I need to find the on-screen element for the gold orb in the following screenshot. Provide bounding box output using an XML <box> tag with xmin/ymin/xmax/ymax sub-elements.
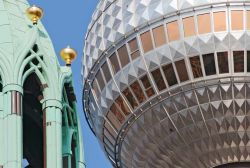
<box><xmin>26</xmin><ymin>5</ymin><xmax>43</xmax><ymax>24</ymax></box>
<box><xmin>60</xmin><ymin>46</ymin><xmax>77</xmax><ymax>66</ymax></box>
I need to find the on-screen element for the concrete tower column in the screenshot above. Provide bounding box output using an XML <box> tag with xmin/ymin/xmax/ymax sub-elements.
<box><xmin>42</xmin><ymin>99</ymin><xmax>62</xmax><ymax>168</ymax></box>
<box><xmin>2</xmin><ymin>84</ymin><xmax>23</xmax><ymax>168</ymax></box>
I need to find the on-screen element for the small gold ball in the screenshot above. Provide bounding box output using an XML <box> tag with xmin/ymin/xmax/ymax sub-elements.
<box><xmin>60</xmin><ymin>46</ymin><xmax>77</xmax><ymax>66</ymax></box>
<box><xmin>26</xmin><ymin>5</ymin><xmax>43</xmax><ymax>24</ymax></box>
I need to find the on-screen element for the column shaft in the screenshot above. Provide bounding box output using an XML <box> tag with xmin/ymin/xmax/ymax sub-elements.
<box><xmin>2</xmin><ymin>85</ymin><xmax>23</xmax><ymax>168</ymax></box>
<box><xmin>43</xmin><ymin>100</ymin><xmax>62</xmax><ymax>168</ymax></box>
<box><xmin>0</xmin><ymin>93</ymin><xmax>3</xmax><ymax>167</ymax></box>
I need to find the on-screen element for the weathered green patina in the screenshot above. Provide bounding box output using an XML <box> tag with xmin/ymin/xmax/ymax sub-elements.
<box><xmin>0</xmin><ymin>0</ymin><xmax>85</xmax><ymax>167</ymax></box>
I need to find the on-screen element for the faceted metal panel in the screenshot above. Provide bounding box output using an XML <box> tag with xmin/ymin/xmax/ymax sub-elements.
<box><xmin>119</xmin><ymin>79</ymin><xmax>250</xmax><ymax>168</ymax></box>
<box><xmin>83</xmin><ymin>0</ymin><xmax>250</xmax><ymax>77</ymax></box>
<box><xmin>82</xmin><ymin>1</ymin><xmax>250</xmax><ymax>168</ymax></box>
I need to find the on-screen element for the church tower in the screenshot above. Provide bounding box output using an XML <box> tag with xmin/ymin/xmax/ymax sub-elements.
<box><xmin>83</xmin><ymin>0</ymin><xmax>250</xmax><ymax>168</ymax></box>
<box><xmin>0</xmin><ymin>1</ymin><xmax>85</xmax><ymax>168</ymax></box>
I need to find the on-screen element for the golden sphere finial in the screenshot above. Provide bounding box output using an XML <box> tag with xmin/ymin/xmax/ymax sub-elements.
<box><xmin>26</xmin><ymin>5</ymin><xmax>43</xmax><ymax>25</ymax></box>
<box><xmin>60</xmin><ymin>46</ymin><xmax>77</xmax><ymax>66</ymax></box>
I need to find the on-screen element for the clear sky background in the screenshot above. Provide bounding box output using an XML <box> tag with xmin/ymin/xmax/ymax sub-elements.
<box><xmin>27</xmin><ymin>0</ymin><xmax>112</xmax><ymax>168</ymax></box>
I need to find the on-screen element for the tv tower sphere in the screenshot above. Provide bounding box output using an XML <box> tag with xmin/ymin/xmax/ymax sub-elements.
<box><xmin>83</xmin><ymin>0</ymin><xmax>250</xmax><ymax>167</ymax></box>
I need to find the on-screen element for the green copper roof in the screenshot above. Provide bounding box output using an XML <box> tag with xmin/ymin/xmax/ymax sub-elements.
<box><xmin>0</xmin><ymin>1</ymin><xmax>86</xmax><ymax>168</ymax></box>
<box><xmin>0</xmin><ymin>0</ymin><xmax>63</xmax><ymax>87</ymax></box>
<box><xmin>0</xmin><ymin>0</ymin><xmax>58</xmax><ymax>65</ymax></box>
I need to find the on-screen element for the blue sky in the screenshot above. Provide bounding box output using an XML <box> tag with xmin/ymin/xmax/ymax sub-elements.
<box><xmin>28</xmin><ymin>0</ymin><xmax>112</xmax><ymax>168</ymax></box>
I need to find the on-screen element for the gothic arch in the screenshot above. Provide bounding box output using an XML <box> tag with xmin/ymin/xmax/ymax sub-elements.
<box><xmin>62</xmin><ymin>82</ymin><xmax>81</xmax><ymax>168</ymax></box>
<box><xmin>20</xmin><ymin>42</ymin><xmax>50</xmax><ymax>168</ymax></box>
<box><xmin>23</xmin><ymin>71</ymin><xmax>44</xmax><ymax>168</ymax></box>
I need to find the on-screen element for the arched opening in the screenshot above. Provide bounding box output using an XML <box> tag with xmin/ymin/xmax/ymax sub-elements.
<box><xmin>23</xmin><ymin>72</ymin><xmax>44</xmax><ymax>168</ymax></box>
<box><xmin>62</xmin><ymin>83</ymin><xmax>79</xmax><ymax>168</ymax></box>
